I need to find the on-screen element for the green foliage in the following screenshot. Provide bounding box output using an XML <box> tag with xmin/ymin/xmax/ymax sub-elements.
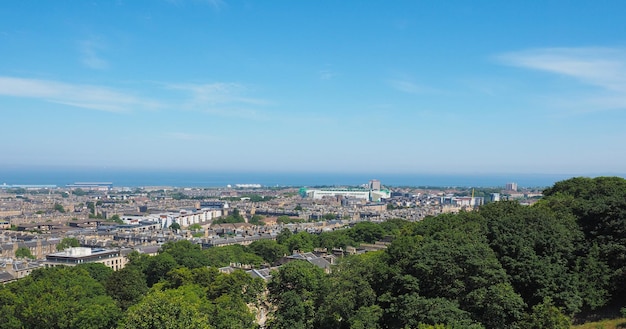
<box><xmin>481</xmin><ymin>201</ymin><xmax>584</xmax><ymax>314</ymax></box>
<box><xmin>268</xmin><ymin>261</ymin><xmax>329</xmax><ymax>329</ymax></box>
<box><xmin>76</xmin><ymin>263</ymin><xmax>114</xmax><ymax>283</ymax></box>
<box><xmin>56</xmin><ymin>237</ymin><xmax>80</xmax><ymax>251</ymax></box>
<box><xmin>15</xmin><ymin>247</ymin><xmax>34</xmax><ymax>259</ymax></box>
<box><xmin>284</xmin><ymin>231</ymin><xmax>317</xmax><ymax>253</ymax></box>
<box><xmin>144</xmin><ymin>253</ymin><xmax>179</xmax><ymax>287</ymax></box>
<box><xmin>53</xmin><ymin>203</ymin><xmax>65</xmax><ymax>213</ymax></box>
<box><xmin>72</xmin><ymin>188</ymin><xmax>87</xmax><ymax>196</ymax></box>
<box><xmin>249</xmin><ymin>239</ymin><xmax>289</xmax><ymax>264</ymax></box>
<box><xmin>349</xmin><ymin>221</ymin><xmax>385</xmax><ymax>243</ymax></box>
<box><xmin>521</xmin><ymin>297</ymin><xmax>571</xmax><ymax>329</ymax></box>
<box><xmin>119</xmin><ymin>285</ymin><xmax>211</xmax><ymax>329</ymax></box>
<box><xmin>277</xmin><ymin>215</ymin><xmax>303</xmax><ymax>224</ymax></box>
<box><xmin>249</xmin><ymin>214</ymin><xmax>265</xmax><ymax>225</ymax></box>
<box><xmin>105</xmin><ymin>268</ymin><xmax>148</xmax><ymax>310</ymax></box>
<box><xmin>109</xmin><ymin>214</ymin><xmax>123</xmax><ymax>224</ymax></box>
<box><xmin>213</xmin><ymin>208</ymin><xmax>245</xmax><ymax>224</ymax></box>
<box><xmin>4</xmin><ymin>266</ymin><xmax>121</xmax><ymax>329</ymax></box>
<box><xmin>542</xmin><ymin>176</ymin><xmax>626</xmax><ymax>299</ymax></box>
<box><xmin>188</xmin><ymin>223</ymin><xmax>202</xmax><ymax>231</ymax></box>
<box><xmin>169</xmin><ymin>222</ymin><xmax>181</xmax><ymax>230</ymax></box>
<box><xmin>318</xmin><ymin>229</ymin><xmax>357</xmax><ymax>250</ymax></box>
<box><xmin>204</xmin><ymin>244</ymin><xmax>264</xmax><ymax>267</ymax></box>
<box><xmin>160</xmin><ymin>240</ymin><xmax>209</xmax><ymax>269</ymax></box>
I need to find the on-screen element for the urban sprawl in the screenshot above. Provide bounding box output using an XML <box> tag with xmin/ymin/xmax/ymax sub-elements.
<box><xmin>0</xmin><ymin>179</ymin><xmax>542</xmax><ymax>283</ymax></box>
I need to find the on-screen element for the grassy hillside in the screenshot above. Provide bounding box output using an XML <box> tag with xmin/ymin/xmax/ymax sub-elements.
<box><xmin>572</xmin><ymin>318</ymin><xmax>626</xmax><ymax>329</ymax></box>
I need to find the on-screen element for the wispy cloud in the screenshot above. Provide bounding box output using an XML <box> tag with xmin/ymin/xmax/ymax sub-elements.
<box><xmin>205</xmin><ymin>0</ymin><xmax>225</xmax><ymax>10</ymax></box>
<box><xmin>498</xmin><ymin>47</ymin><xmax>626</xmax><ymax>91</ymax></box>
<box><xmin>319</xmin><ymin>69</ymin><xmax>336</xmax><ymax>80</ymax></box>
<box><xmin>0</xmin><ymin>76</ymin><xmax>271</xmax><ymax>119</ymax></box>
<box><xmin>497</xmin><ymin>47</ymin><xmax>626</xmax><ymax>111</ymax></box>
<box><xmin>79</xmin><ymin>38</ymin><xmax>109</xmax><ymax>70</ymax></box>
<box><xmin>388</xmin><ymin>79</ymin><xmax>441</xmax><ymax>94</ymax></box>
<box><xmin>0</xmin><ymin>76</ymin><xmax>160</xmax><ymax>112</ymax></box>
<box><xmin>166</xmin><ymin>82</ymin><xmax>269</xmax><ymax>120</ymax></box>
<box><xmin>165</xmin><ymin>0</ymin><xmax>225</xmax><ymax>10</ymax></box>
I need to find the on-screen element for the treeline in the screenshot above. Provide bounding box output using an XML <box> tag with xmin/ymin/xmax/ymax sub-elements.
<box><xmin>267</xmin><ymin>176</ymin><xmax>626</xmax><ymax>329</ymax></box>
<box><xmin>0</xmin><ymin>220</ymin><xmax>404</xmax><ymax>329</ymax></box>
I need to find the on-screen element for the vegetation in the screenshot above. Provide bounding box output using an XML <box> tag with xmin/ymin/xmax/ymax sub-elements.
<box><xmin>109</xmin><ymin>214</ymin><xmax>124</xmax><ymax>224</ymax></box>
<box><xmin>15</xmin><ymin>247</ymin><xmax>35</xmax><ymax>259</ymax></box>
<box><xmin>5</xmin><ymin>177</ymin><xmax>626</xmax><ymax>328</ymax></box>
<box><xmin>53</xmin><ymin>203</ymin><xmax>65</xmax><ymax>213</ymax></box>
<box><xmin>56</xmin><ymin>237</ymin><xmax>80</xmax><ymax>251</ymax></box>
<box><xmin>276</xmin><ymin>215</ymin><xmax>303</xmax><ymax>224</ymax></box>
<box><xmin>248</xmin><ymin>214</ymin><xmax>265</xmax><ymax>225</ymax></box>
<box><xmin>213</xmin><ymin>208</ymin><xmax>245</xmax><ymax>224</ymax></box>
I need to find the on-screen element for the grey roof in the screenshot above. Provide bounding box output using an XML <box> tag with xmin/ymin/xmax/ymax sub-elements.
<box><xmin>0</xmin><ymin>271</ymin><xmax>15</xmax><ymax>283</ymax></box>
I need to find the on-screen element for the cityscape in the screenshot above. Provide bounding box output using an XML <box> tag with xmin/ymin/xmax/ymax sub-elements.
<box><xmin>0</xmin><ymin>178</ymin><xmax>539</xmax><ymax>280</ymax></box>
<box><xmin>2</xmin><ymin>0</ymin><xmax>626</xmax><ymax>328</ymax></box>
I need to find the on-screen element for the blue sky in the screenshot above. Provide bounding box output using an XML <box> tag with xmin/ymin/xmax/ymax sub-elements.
<box><xmin>2</xmin><ymin>0</ymin><xmax>626</xmax><ymax>175</ymax></box>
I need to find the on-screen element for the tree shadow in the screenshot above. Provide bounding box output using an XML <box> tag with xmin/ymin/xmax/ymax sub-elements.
<box><xmin>617</xmin><ymin>321</ymin><xmax>626</xmax><ymax>328</ymax></box>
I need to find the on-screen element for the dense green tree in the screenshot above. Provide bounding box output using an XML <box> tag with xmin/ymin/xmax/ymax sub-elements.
<box><xmin>284</xmin><ymin>231</ymin><xmax>317</xmax><ymax>253</ymax></box>
<box><xmin>317</xmin><ymin>230</ymin><xmax>356</xmax><ymax>250</ymax></box>
<box><xmin>204</xmin><ymin>244</ymin><xmax>264</xmax><ymax>267</ymax></box>
<box><xmin>0</xmin><ymin>286</ymin><xmax>22</xmax><ymax>329</ymax></box>
<box><xmin>249</xmin><ymin>239</ymin><xmax>289</xmax><ymax>264</ymax></box>
<box><xmin>76</xmin><ymin>263</ymin><xmax>114</xmax><ymax>284</ymax></box>
<box><xmin>276</xmin><ymin>228</ymin><xmax>292</xmax><ymax>245</ymax></box>
<box><xmin>54</xmin><ymin>203</ymin><xmax>65</xmax><ymax>213</ymax></box>
<box><xmin>248</xmin><ymin>214</ymin><xmax>265</xmax><ymax>225</ymax></box>
<box><xmin>542</xmin><ymin>176</ymin><xmax>626</xmax><ymax>298</ymax></box>
<box><xmin>144</xmin><ymin>252</ymin><xmax>179</xmax><ymax>287</ymax></box>
<box><xmin>318</xmin><ymin>256</ymin><xmax>380</xmax><ymax>329</ymax></box>
<box><xmin>161</xmin><ymin>240</ymin><xmax>209</xmax><ymax>269</ymax></box>
<box><xmin>213</xmin><ymin>208</ymin><xmax>245</xmax><ymax>224</ymax></box>
<box><xmin>119</xmin><ymin>284</ymin><xmax>211</xmax><ymax>329</ymax></box>
<box><xmin>268</xmin><ymin>261</ymin><xmax>329</xmax><ymax>329</ymax></box>
<box><xmin>109</xmin><ymin>214</ymin><xmax>123</xmax><ymax>224</ymax></box>
<box><xmin>481</xmin><ymin>201</ymin><xmax>584</xmax><ymax>314</ymax></box>
<box><xmin>349</xmin><ymin>222</ymin><xmax>385</xmax><ymax>243</ymax></box>
<box><xmin>520</xmin><ymin>297</ymin><xmax>571</xmax><ymax>329</ymax></box>
<box><xmin>15</xmin><ymin>247</ymin><xmax>34</xmax><ymax>259</ymax></box>
<box><xmin>56</xmin><ymin>237</ymin><xmax>80</xmax><ymax>251</ymax></box>
<box><xmin>7</xmin><ymin>267</ymin><xmax>121</xmax><ymax>329</ymax></box>
<box><xmin>105</xmin><ymin>267</ymin><xmax>148</xmax><ymax>310</ymax></box>
<box><xmin>209</xmin><ymin>294</ymin><xmax>257</xmax><ymax>329</ymax></box>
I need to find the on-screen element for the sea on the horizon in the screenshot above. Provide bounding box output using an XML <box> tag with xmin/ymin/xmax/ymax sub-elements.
<box><xmin>0</xmin><ymin>169</ymin><xmax>611</xmax><ymax>188</ymax></box>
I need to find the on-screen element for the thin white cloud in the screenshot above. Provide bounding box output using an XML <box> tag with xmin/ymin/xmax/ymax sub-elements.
<box><xmin>205</xmin><ymin>0</ymin><xmax>225</xmax><ymax>9</ymax></box>
<box><xmin>0</xmin><ymin>76</ymin><xmax>271</xmax><ymax>119</ymax></box>
<box><xmin>79</xmin><ymin>39</ymin><xmax>109</xmax><ymax>70</ymax></box>
<box><xmin>497</xmin><ymin>47</ymin><xmax>626</xmax><ymax>111</ymax></box>
<box><xmin>388</xmin><ymin>79</ymin><xmax>441</xmax><ymax>94</ymax></box>
<box><xmin>166</xmin><ymin>82</ymin><xmax>269</xmax><ymax>120</ymax></box>
<box><xmin>319</xmin><ymin>69</ymin><xmax>336</xmax><ymax>80</ymax></box>
<box><xmin>165</xmin><ymin>0</ymin><xmax>225</xmax><ymax>10</ymax></box>
<box><xmin>0</xmin><ymin>76</ymin><xmax>160</xmax><ymax>112</ymax></box>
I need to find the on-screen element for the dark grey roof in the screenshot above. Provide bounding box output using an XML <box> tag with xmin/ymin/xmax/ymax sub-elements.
<box><xmin>0</xmin><ymin>271</ymin><xmax>15</xmax><ymax>283</ymax></box>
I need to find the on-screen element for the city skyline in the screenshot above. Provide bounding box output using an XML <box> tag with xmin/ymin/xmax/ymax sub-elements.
<box><xmin>2</xmin><ymin>1</ymin><xmax>626</xmax><ymax>175</ymax></box>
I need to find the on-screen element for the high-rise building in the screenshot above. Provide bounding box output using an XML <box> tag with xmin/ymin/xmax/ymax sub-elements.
<box><xmin>505</xmin><ymin>182</ymin><xmax>518</xmax><ymax>192</ymax></box>
<box><xmin>369</xmin><ymin>179</ymin><xmax>381</xmax><ymax>191</ymax></box>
